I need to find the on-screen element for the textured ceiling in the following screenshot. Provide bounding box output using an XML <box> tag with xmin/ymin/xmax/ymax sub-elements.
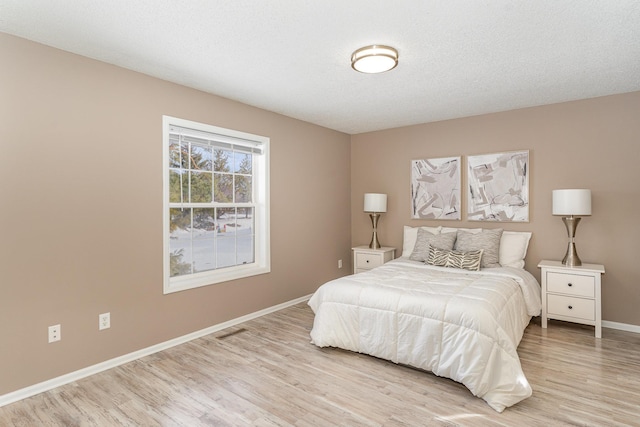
<box><xmin>1</xmin><ymin>0</ymin><xmax>639</xmax><ymax>134</ymax></box>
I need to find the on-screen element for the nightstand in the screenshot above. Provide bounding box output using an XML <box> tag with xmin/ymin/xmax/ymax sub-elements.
<box><xmin>352</xmin><ymin>246</ymin><xmax>395</xmax><ymax>274</ymax></box>
<box><xmin>538</xmin><ymin>260</ymin><xmax>605</xmax><ymax>338</ymax></box>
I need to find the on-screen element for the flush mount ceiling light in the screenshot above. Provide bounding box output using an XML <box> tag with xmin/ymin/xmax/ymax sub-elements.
<box><xmin>351</xmin><ymin>45</ymin><xmax>398</xmax><ymax>74</ymax></box>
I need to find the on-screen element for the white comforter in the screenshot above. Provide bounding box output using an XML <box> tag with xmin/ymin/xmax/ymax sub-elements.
<box><xmin>308</xmin><ymin>258</ymin><xmax>542</xmax><ymax>412</ymax></box>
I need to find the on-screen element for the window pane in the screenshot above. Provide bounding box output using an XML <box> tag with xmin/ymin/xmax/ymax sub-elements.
<box><xmin>180</xmin><ymin>141</ymin><xmax>190</xmax><ymax>169</ymax></box>
<box><xmin>236</xmin><ymin>207</ymin><xmax>253</xmax><ymax>226</ymax></box>
<box><xmin>169</xmin><ymin>170</ymin><xmax>188</xmax><ymax>203</ymax></box>
<box><xmin>193</xmin><ymin>207</ymin><xmax>216</xmax><ymax>273</ymax></box>
<box><xmin>169</xmin><ymin>138</ymin><xmax>182</xmax><ymax>168</ymax></box>
<box><xmin>190</xmin><ymin>143</ymin><xmax>212</xmax><ymax>171</ymax></box>
<box><xmin>216</xmin><ymin>235</ymin><xmax>236</xmax><ymax>268</ymax></box>
<box><xmin>235</xmin><ymin>175</ymin><xmax>252</xmax><ymax>203</ymax></box>
<box><xmin>237</xmin><ymin>235</ymin><xmax>254</xmax><ymax>265</ymax></box>
<box><xmin>169</xmin><ymin>208</ymin><xmax>191</xmax><ymax>233</ymax></box>
<box><xmin>193</xmin><ymin>208</ymin><xmax>216</xmax><ymax>234</ymax></box>
<box><xmin>214</xmin><ymin>173</ymin><xmax>233</xmax><ymax>202</ymax></box>
<box><xmin>237</xmin><ymin>208</ymin><xmax>254</xmax><ymax>265</ymax></box>
<box><xmin>193</xmin><ymin>236</ymin><xmax>215</xmax><ymax>273</ymax></box>
<box><xmin>213</xmin><ymin>148</ymin><xmax>231</xmax><ymax>172</ymax></box>
<box><xmin>190</xmin><ymin>171</ymin><xmax>212</xmax><ymax>203</ymax></box>
<box><xmin>170</xmin><ymin>248</ymin><xmax>193</xmax><ymax>277</ymax></box>
<box><xmin>234</xmin><ymin>152</ymin><xmax>252</xmax><ymax>174</ymax></box>
<box><xmin>217</xmin><ymin>207</ymin><xmax>236</xmax><ymax>236</ymax></box>
<box><xmin>169</xmin><ymin>208</ymin><xmax>192</xmax><ymax>277</ymax></box>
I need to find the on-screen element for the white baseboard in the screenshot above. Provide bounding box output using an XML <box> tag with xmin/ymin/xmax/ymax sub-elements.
<box><xmin>603</xmin><ymin>320</ymin><xmax>640</xmax><ymax>334</ymax></box>
<box><xmin>0</xmin><ymin>295</ymin><xmax>312</xmax><ymax>408</ymax></box>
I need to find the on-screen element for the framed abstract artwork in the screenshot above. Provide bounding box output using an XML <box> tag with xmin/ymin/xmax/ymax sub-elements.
<box><xmin>411</xmin><ymin>157</ymin><xmax>461</xmax><ymax>220</ymax></box>
<box><xmin>467</xmin><ymin>150</ymin><xmax>529</xmax><ymax>222</ymax></box>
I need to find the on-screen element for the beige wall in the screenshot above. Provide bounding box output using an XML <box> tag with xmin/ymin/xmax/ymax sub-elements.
<box><xmin>352</xmin><ymin>91</ymin><xmax>640</xmax><ymax>326</ymax></box>
<box><xmin>0</xmin><ymin>33</ymin><xmax>352</xmax><ymax>395</ymax></box>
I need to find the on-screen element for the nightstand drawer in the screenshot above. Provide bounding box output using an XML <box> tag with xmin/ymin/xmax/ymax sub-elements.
<box><xmin>352</xmin><ymin>246</ymin><xmax>395</xmax><ymax>274</ymax></box>
<box><xmin>547</xmin><ymin>272</ymin><xmax>595</xmax><ymax>298</ymax></box>
<box><xmin>547</xmin><ymin>294</ymin><xmax>595</xmax><ymax>321</ymax></box>
<box><xmin>355</xmin><ymin>253</ymin><xmax>383</xmax><ymax>269</ymax></box>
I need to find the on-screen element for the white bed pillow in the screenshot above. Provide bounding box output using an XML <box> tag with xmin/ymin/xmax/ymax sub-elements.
<box><xmin>499</xmin><ymin>231</ymin><xmax>532</xmax><ymax>269</ymax></box>
<box><xmin>440</xmin><ymin>227</ymin><xmax>532</xmax><ymax>268</ymax></box>
<box><xmin>402</xmin><ymin>226</ymin><xmax>441</xmax><ymax>257</ymax></box>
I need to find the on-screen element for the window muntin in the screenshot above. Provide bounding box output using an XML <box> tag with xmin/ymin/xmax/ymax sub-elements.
<box><xmin>163</xmin><ymin>116</ymin><xmax>269</xmax><ymax>293</ymax></box>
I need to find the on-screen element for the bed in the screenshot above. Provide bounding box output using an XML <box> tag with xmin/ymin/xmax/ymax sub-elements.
<box><xmin>308</xmin><ymin>226</ymin><xmax>542</xmax><ymax>412</ymax></box>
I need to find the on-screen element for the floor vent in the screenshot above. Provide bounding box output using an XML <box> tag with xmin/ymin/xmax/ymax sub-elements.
<box><xmin>216</xmin><ymin>328</ymin><xmax>248</xmax><ymax>339</ymax></box>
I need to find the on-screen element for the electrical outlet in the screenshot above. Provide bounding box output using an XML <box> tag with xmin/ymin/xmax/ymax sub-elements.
<box><xmin>99</xmin><ymin>312</ymin><xmax>110</xmax><ymax>330</ymax></box>
<box><xmin>338</xmin><ymin>259</ymin><xmax>343</xmax><ymax>269</ymax></box>
<box><xmin>48</xmin><ymin>324</ymin><xmax>61</xmax><ymax>343</ymax></box>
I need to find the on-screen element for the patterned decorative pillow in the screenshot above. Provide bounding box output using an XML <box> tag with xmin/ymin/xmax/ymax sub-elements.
<box><xmin>409</xmin><ymin>230</ymin><xmax>457</xmax><ymax>262</ymax></box>
<box><xmin>426</xmin><ymin>246</ymin><xmax>484</xmax><ymax>271</ymax></box>
<box><xmin>454</xmin><ymin>228</ymin><xmax>503</xmax><ymax>268</ymax></box>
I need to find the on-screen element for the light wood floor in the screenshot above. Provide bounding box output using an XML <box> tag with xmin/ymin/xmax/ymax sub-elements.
<box><xmin>2</xmin><ymin>302</ymin><xmax>640</xmax><ymax>426</ymax></box>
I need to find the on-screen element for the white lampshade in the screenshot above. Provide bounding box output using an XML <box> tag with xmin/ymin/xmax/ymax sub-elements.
<box><xmin>364</xmin><ymin>193</ymin><xmax>387</xmax><ymax>213</ymax></box>
<box><xmin>552</xmin><ymin>189</ymin><xmax>592</xmax><ymax>216</ymax></box>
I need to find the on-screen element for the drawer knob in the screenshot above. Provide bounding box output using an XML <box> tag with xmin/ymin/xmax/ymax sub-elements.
<box><xmin>568</xmin><ymin>283</ymin><xmax>573</xmax><ymax>287</ymax></box>
<box><xmin>568</xmin><ymin>305</ymin><xmax>573</xmax><ymax>310</ymax></box>
<box><xmin>366</xmin><ymin>260</ymin><xmax>370</xmax><ymax>263</ymax></box>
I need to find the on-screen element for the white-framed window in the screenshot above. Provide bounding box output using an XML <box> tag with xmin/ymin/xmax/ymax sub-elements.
<box><xmin>162</xmin><ymin>116</ymin><xmax>270</xmax><ymax>294</ymax></box>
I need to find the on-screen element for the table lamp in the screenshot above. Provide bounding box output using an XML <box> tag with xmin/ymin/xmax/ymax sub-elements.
<box><xmin>552</xmin><ymin>189</ymin><xmax>591</xmax><ymax>266</ymax></box>
<box><xmin>364</xmin><ymin>193</ymin><xmax>387</xmax><ymax>249</ymax></box>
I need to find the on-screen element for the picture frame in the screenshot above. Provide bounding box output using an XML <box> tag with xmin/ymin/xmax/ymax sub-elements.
<box><xmin>467</xmin><ymin>150</ymin><xmax>529</xmax><ymax>222</ymax></box>
<box><xmin>411</xmin><ymin>156</ymin><xmax>461</xmax><ymax>220</ymax></box>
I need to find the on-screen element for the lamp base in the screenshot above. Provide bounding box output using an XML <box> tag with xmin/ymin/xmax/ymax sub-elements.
<box><xmin>369</xmin><ymin>213</ymin><xmax>382</xmax><ymax>249</ymax></box>
<box><xmin>561</xmin><ymin>216</ymin><xmax>582</xmax><ymax>267</ymax></box>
